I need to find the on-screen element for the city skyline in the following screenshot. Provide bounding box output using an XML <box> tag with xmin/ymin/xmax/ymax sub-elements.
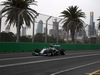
<box><xmin>0</xmin><ymin>0</ymin><xmax>100</xmax><ymax>36</ymax></box>
<box><xmin>49</xmin><ymin>19</ymin><xmax>67</xmax><ymax>40</ymax></box>
<box><xmin>0</xmin><ymin>0</ymin><xmax>100</xmax><ymax>25</ymax></box>
<box><xmin>32</xmin><ymin>0</ymin><xmax>100</xmax><ymax>25</ymax></box>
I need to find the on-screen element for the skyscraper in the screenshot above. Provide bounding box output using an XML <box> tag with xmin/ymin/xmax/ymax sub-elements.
<box><xmin>90</xmin><ymin>12</ymin><xmax>94</xmax><ymax>27</ymax></box>
<box><xmin>49</xmin><ymin>19</ymin><xmax>67</xmax><ymax>39</ymax></box>
<box><xmin>49</xmin><ymin>19</ymin><xmax>58</xmax><ymax>37</ymax></box>
<box><xmin>36</xmin><ymin>20</ymin><xmax>43</xmax><ymax>34</ymax></box>
<box><xmin>53</xmin><ymin>19</ymin><xmax>58</xmax><ymax>30</ymax></box>
<box><xmin>88</xmin><ymin>12</ymin><xmax>96</xmax><ymax>37</ymax></box>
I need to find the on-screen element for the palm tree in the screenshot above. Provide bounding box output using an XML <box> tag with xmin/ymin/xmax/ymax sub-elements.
<box><xmin>1</xmin><ymin>0</ymin><xmax>38</xmax><ymax>42</ymax></box>
<box><xmin>61</xmin><ymin>6</ymin><xmax>85</xmax><ymax>43</ymax></box>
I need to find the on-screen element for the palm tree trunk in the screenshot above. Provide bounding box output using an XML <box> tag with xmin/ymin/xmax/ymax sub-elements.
<box><xmin>0</xmin><ymin>18</ymin><xmax>1</xmax><ymax>33</ymax></box>
<box><xmin>71</xmin><ymin>29</ymin><xmax>75</xmax><ymax>43</ymax></box>
<box><xmin>32</xmin><ymin>20</ymin><xmax>35</xmax><ymax>43</ymax></box>
<box><xmin>16</xmin><ymin>10</ymin><xmax>25</xmax><ymax>42</ymax></box>
<box><xmin>71</xmin><ymin>24</ymin><xmax>76</xmax><ymax>43</ymax></box>
<box><xmin>16</xmin><ymin>25</ymin><xmax>21</xmax><ymax>42</ymax></box>
<box><xmin>16</xmin><ymin>18</ymin><xmax>21</xmax><ymax>42</ymax></box>
<box><xmin>0</xmin><ymin>18</ymin><xmax>1</xmax><ymax>42</ymax></box>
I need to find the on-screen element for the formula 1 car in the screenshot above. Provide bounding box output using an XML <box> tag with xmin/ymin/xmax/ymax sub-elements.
<box><xmin>32</xmin><ymin>45</ymin><xmax>65</xmax><ymax>56</ymax></box>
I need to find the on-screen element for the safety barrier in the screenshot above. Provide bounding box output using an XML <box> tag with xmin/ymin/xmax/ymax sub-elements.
<box><xmin>0</xmin><ymin>43</ymin><xmax>100</xmax><ymax>52</ymax></box>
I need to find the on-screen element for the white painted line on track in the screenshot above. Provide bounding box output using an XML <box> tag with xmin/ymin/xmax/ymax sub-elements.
<box><xmin>0</xmin><ymin>52</ymin><xmax>100</xmax><ymax>61</ymax></box>
<box><xmin>51</xmin><ymin>61</ymin><xmax>100</xmax><ymax>75</ymax></box>
<box><xmin>0</xmin><ymin>53</ymin><xmax>100</xmax><ymax>68</ymax></box>
<box><xmin>66</xmin><ymin>52</ymin><xmax>100</xmax><ymax>55</ymax></box>
<box><xmin>0</xmin><ymin>56</ymin><xmax>41</xmax><ymax>61</ymax></box>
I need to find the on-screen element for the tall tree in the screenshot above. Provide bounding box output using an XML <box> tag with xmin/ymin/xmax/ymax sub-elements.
<box><xmin>0</xmin><ymin>32</ymin><xmax>15</xmax><ymax>42</ymax></box>
<box><xmin>61</xmin><ymin>6</ymin><xmax>85</xmax><ymax>43</ymax></box>
<box><xmin>1</xmin><ymin>0</ymin><xmax>38</xmax><ymax>42</ymax></box>
<box><xmin>34</xmin><ymin>33</ymin><xmax>45</xmax><ymax>43</ymax></box>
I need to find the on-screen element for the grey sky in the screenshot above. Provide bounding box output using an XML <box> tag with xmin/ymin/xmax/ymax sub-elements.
<box><xmin>32</xmin><ymin>0</ymin><xmax>100</xmax><ymax>25</ymax></box>
<box><xmin>0</xmin><ymin>0</ymin><xmax>100</xmax><ymax>35</ymax></box>
<box><xmin>1</xmin><ymin>0</ymin><xmax>100</xmax><ymax>24</ymax></box>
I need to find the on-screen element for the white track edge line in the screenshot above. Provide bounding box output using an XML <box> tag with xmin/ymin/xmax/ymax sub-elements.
<box><xmin>0</xmin><ymin>53</ymin><xmax>100</xmax><ymax>68</ymax></box>
<box><xmin>51</xmin><ymin>61</ymin><xmax>100</xmax><ymax>75</ymax></box>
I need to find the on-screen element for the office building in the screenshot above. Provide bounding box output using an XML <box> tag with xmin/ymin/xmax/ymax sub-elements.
<box><xmin>49</xmin><ymin>19</ymin><xmax>58</xmax><ymax>37</ymax></box>
<box><xmin>36</xmin><ymin>20</ymin><xmax>43</xmax><ymax>34</ymax></box>
<box><xmin>53</xmin><ymin>19</ymin><xmax>58</xmax><ymax>30</ymax></box>
<box><xmin>49</xmin><ymin>19</ymin><xmax>67</xmax><ymax>39</ymax></box>
<box><xmin>88</xmin><ymin>12</ymin><xmax>96</xmax><ymax>37</ymax></box>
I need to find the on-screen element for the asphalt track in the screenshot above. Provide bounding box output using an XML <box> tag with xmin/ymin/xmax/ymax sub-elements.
<box><xmin>0</xmin><ymin>50</ymin><xmax>100</xmax><ymax>75</ymax></box>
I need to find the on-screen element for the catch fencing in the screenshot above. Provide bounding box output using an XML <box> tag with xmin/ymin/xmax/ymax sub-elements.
<box><xmin>0</xmin><ymin>9</ymin><xmax>100</xmax><ymax>44</ymax></box>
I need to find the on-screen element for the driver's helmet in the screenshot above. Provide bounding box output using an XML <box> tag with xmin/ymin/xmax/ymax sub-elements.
<box><xmin>50</xmin><ymin>45</ymin><xmax>53</xmax><ymax>47</ymax></box>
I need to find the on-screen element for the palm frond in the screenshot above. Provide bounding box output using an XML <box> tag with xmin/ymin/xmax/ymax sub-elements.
<box><xmin>1</xmin><ymin>0</ymin><xmax>38</xmax><ymax>29</ymax></box>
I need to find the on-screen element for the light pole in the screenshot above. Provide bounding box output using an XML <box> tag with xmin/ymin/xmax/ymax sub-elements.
<box><xmin>16</xmin><ymin>10</ymin><xmax>25</xmax><ymax>42</ymax></box>
<box><xmin>45</xmin><ymin>16</ymin><xmax>52</xmax><ymax>43</ymax></box>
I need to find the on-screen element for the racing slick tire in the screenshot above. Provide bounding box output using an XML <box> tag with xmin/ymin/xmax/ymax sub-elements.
<box><xmin>60</xmin><ymin>49</ymin><xmax>65</xmax><ymax>55</ymax></box>
<box><xmin>32</xmin><ymin>48</ymin><xmax>40</xmax><ymax>56</ymax></box>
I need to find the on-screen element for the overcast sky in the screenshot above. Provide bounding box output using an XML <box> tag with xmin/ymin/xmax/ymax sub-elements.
<box><xmin>1</xmin><ymin>0</ymin><xmax>100</xmax><ymax>24</ymax></box>
<box><xmin>32</xmin><ymin>0</ymin><xmax>100</xmax><ymax>25</ymax></box>
<box><xmin>0</xmin><ymin>0</ymin><xmax>100</xmax><ymax>34</ymax></box>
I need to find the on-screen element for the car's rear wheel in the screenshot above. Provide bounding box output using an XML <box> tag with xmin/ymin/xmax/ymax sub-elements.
<box><xmin>32</xmin><ymin>49</ymin><xmax>40</xmax><ymax>56</ymax></box>
<box><xmin>60</xmin><ymin>49</ymin><xmax>65</xmax><ymax>55</ymax></box>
